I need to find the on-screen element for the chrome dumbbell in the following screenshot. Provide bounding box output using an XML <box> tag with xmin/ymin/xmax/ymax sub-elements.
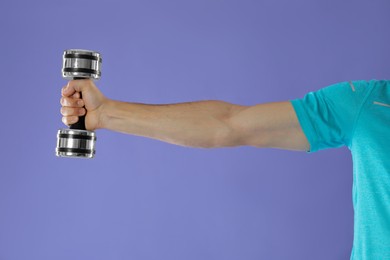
<box><xmin>56</xmin><ymin>49</ymin><xmax>102</xmax><ymax>159</ymax></box>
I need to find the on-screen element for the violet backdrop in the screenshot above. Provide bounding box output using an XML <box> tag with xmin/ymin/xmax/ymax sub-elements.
<box><xmin>0</xmin><ymin>0</ymin><xmax>389</xmax><ymax>259</ymax></box>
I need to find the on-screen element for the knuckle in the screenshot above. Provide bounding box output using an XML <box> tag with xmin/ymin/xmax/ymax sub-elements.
<box><xmin>60</xmin><ymin>97</ymin><xmax>71</xmax><ymax>106</ymax></box>
<box><xmin>62</xmin><ymin>116</ymin><xmax>77</xmax><ymax>125</ymax></box>
<box><xmin>62</xmin><ymin>117</ymin><xmax>69</xmax><ymax>125</ymax></box>
<box><xmin>61</xmin><ymin>86</ymin><xmax>67</xmax><ymax>95</ymax></box>
<box><xmin>60</xmin><ymin>107</ymin><xmax>74</xmax><ymax>116</ymax></box>
<box><xmin>70</xmin><ymin>116</ymin><xmax>78</xmax><ymax>124</ymax></box>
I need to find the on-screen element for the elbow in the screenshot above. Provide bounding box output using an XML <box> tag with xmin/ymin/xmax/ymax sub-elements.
<box><xmin>219</xmin><ymin>112</ymin><xmax>269</xmax><ymax>149</ymax></box>
<box><xmin>205</xmin><ymin>128</ymin><xmax>236</xmax><ymax>148</ymax></box>
<box><xmin>179</xmin><ymin>124</ymin><xmax>238</xmax><ymax>149</ymax></box>
<box><xmin>204</xmin><ymin>120</ymin><xmax>246</xmax><ymax>149</ymax></box>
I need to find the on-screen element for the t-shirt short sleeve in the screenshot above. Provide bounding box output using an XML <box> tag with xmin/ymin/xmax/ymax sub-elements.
<box><xmin>291</xmin><ymin>81</ymin><xmax>369</xmax><ymax>152</ymax></box>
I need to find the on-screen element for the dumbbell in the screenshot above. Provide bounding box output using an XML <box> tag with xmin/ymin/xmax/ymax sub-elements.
<box><xmin>56</xmin><ymin>49</ymin><xmax>102</xmax><ymax>159</ymax></box>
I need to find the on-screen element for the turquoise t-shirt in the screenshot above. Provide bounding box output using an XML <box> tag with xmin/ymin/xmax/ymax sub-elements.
<box><xmin>291</xmin><ymin>80</ymin><xmax>390</xmax><ymax>260</ymax></box>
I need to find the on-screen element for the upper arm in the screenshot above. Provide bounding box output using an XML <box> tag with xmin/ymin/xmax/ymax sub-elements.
<box><xmin>227</xmin><ymin>101</ymin><xmax>310</xmax><ymax>151</ymax></box>
<box><xmin>224</xmin><ymin>81</ymin><xmax>371</xmax><ymax>152</ymax></box>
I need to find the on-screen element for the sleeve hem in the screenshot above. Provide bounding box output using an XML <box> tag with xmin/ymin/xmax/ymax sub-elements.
<box><xmin>290</xmin><ymin>99</ymin><xmax>319</xmax><ymax>153</ymax></box>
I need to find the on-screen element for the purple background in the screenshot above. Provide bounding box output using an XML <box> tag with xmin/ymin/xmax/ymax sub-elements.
<box><xmin>0</xmin><ymin>0</ymin><xmax>389</xmax><ymax>259</ymax></box>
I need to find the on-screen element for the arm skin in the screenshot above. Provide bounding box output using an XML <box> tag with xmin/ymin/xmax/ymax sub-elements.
<box><xmin>60</xmin><ymin>79</ymin><xmax>310</xmax><ymax>151</ymax></box>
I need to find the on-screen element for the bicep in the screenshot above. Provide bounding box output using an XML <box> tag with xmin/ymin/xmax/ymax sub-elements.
<box><xmin>228</xmin><ymin>101</ymin><xmax>310</xmax><ymax>151</ymax></box>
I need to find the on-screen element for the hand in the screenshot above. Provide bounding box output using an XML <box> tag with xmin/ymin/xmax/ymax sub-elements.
<box><xmin>60</xmin><ymin>79</ymin><xmax>107</xmax><ymax>131</ymax></box>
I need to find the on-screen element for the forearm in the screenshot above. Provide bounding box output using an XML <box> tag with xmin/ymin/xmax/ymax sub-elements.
<box><xmin>99</xmin><ymin>99</ymin><xmax>245</xmax><ymax>148</ymax></box>
<box><xmin>61</xmin><ymin>80</ymin><xmax>309</xmax><ymax>150</ymax></box>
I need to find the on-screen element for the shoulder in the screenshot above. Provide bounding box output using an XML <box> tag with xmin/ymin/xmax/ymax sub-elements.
<box><xmin>318</xmin><ymin>80</ymin><xmax>369</xmax><ymax>100</ymax></box>
<box><xmin>367</xmin><ymin>79</ymin><xmax>390</xmax><ymax>92</ymax></box>
<box><xmin>291</xmin><ymin>80</ymin><xmax>374</xmax><ymax>151</ymax></box>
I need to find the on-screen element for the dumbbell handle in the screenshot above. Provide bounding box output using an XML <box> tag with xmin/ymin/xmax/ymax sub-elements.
<box><xmin>69</xmin><ymin>77</ymin><xmax>86</xmax><ymax>131</ymax></box>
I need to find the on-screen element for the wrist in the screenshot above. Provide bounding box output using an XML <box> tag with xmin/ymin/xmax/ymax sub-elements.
<box><xmin>97</xmin><ymin>98</ymin><xmax>114</xmax><ymax>130</ymax></box>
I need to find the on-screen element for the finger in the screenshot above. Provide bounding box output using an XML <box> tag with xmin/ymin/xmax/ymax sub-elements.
<box><xmin>60</xmin><ymin>107</ymin><xmax>86</xmax><ymax>117</ymax></box>
<box><xmin>62</xmin><ymin>116</ymin><xmax>79</xmax><ymax>126</ymax></box>
<box><xmin>60</xmin><ymin>97</ymin><xmax>84</xmax><ymax>107</ymax></box>
<box><xmin>62</xmin><ymin>86</ymin><xmax>81</xmax><ymax>99</ymax></box>
<box><xmin>62</xmin><ymin>84</ymin><xmax>76</xmax><ymax>97</ymax></box>
<box><xmin>62</xmin><ymin>79</ymin><xmax>91</xmax><ymax>97</ymax></box>
<box><xmin>72</xmin><ymin>92</ymin><xmax>80</xmax><ymax>99</ymax></box>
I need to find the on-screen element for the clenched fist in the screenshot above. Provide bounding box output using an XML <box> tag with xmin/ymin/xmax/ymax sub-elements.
<box><xmin>60</xmin><ymin>79</ymin><xmax>107</xmax><ymax>131</ymax></box>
